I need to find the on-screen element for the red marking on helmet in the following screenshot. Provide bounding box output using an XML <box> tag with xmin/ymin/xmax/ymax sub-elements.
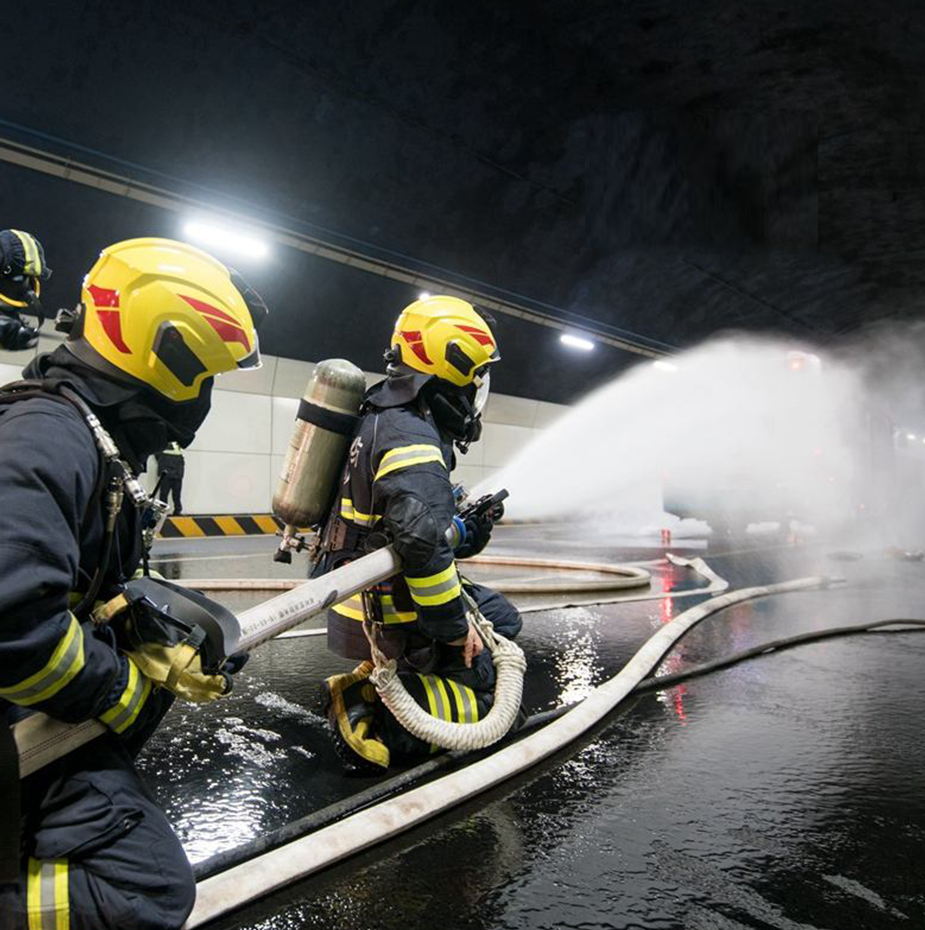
<box><xmin>401</xmin><ymin>330</ymin><xmax>432</xmax><ymax>365</ymax></box>
<box><xmin>97</xmin><ymin>310</ymin><xmax>131</xmax><ymax>353</ymax></box>
<box><xmin>456</xmin><ymin>324</ymin><xmax>494</xmax><ymax>347</ymax></box>
<box><xmin>180</xmin><ymin>294</ymin><xmax>250</xmax><ymax>351</ymax></box>
<box><xmin>87</xmin><ymin>284</ymin><xmax>120</xmax><ymax>308</ymax></box>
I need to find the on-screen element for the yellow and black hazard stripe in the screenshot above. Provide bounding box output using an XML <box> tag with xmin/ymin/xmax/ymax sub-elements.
<box><xmin>26</xmin><ymin>857</ymin><xmax>69</xmax><ymax>930</ymax></box>
<box><xmin>158</xmin><ymin>514</ymin><xmax>287</xmax><ymax>538</ymax></box>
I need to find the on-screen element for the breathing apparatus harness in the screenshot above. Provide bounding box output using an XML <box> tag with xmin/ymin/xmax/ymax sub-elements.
<box><xmin>0</xmin><ymin>379</ymin><xmax>169</xmax><ymax>614</ymax></box>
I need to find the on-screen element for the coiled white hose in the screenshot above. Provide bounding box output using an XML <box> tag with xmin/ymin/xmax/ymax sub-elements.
<box><xmin>367</xmin><ymin>593</ymin><xmax>527</xmax><ymax>751</ymax></box>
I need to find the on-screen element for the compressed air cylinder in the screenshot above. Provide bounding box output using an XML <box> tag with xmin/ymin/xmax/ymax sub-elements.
<box><xmin>273</xmin><ymin>359</ymin><xmax>366</xmax><ymax>528</ymax></box>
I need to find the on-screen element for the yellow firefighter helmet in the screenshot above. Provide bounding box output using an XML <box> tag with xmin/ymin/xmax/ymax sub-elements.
<box><xmin>389</xmin><ymin>295</ymin><xmax>499</xmax><ymax>388</ymax></box>
<box><xmin>67</xmin><ymin>237</ymin><xmax>266</xmax><ymax>402</ymax></box>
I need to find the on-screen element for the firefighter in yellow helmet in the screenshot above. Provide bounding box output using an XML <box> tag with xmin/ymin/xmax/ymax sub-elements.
<box><xmin>316</xmin><ymin>295</ymin><xmax>524</xmax><ymax>771</ymax></box>
<box><xmin>0</xmin><ymin>229</ymin><xmax>52</xmax><ymax>350</ymax></box>
<box><xmin>0</xmin><ymin>238</ymin><xmax>267</xmax><ymax>929</ymax></box>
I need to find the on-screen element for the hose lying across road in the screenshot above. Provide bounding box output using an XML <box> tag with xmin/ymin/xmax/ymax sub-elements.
<box><xmin>192</xmin><ymin>614</ymin><xmax>925</xmax><ymax>884</ymax></box>
<box><xmin>176</xmin><ymin>554</ymin><xmax>653</xmax><ymax>595</ymax></box>
<box><xmin>185</xmin><ymin>572</ymin><xmax>842</xmax><ymax>927</ymax></box>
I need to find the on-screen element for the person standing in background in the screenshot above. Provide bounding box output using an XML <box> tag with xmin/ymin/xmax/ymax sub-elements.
<box><xmin>157</xmin><ymin>441</ymin><xmax>186</xmax><ymax>515</ymax></box>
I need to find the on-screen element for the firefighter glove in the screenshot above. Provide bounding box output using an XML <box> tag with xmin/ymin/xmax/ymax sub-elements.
<box><xmin>454</xmin><ymin>512</ymin><xmax>494</xmax><ymax>560</ymax></box>
<box><xmin>126</xmin><ymin>640</ymin><xmax>231</xmax><ymax>703</ymax></box>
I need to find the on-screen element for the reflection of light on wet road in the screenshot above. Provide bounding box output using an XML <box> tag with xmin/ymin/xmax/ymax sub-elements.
<box><xmin>553</xmin><ymin>608</ymin><xmax>602</xmax><ymax>704</ymax></box>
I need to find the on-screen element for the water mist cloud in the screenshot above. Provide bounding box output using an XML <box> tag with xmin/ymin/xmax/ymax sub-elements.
<box><xmin>479</xmin><ymin>336</ymin><xmax>870</xmax><ymax>532</ymax></box>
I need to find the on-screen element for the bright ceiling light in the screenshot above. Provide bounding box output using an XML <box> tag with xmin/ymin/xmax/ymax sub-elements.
<box><xmin>907</xmin><ymin>433</ymin><xmax>917</xmax><ymax>441</ymax></box>
<box><xmin>653</xmin><ymin>359</ymin><xmax>678</xmax><ymax>372</ymax></box>
<box><xmin>183</xmin><ymin>219</ymin><xmax>270</xmax><ymax>260</ymax></box>
<box><xmin>418</xmin><ymin>291</ymin><xmax>432</xmax><ymax>300</ymax></box>
<box><xmin>560</xmin><ymin>333</ymin><xmax>595</xmax><ymax>351</ymax></box>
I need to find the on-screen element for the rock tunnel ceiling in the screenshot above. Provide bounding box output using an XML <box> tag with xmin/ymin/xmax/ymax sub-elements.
<box><xmin>1</xmin><ymin>0</ymin><xmax>924</xmax><ymax>404</ymax></box>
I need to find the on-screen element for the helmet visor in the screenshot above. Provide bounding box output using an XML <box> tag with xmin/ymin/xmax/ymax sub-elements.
<box><xmin>473</xmin><ymin>369</ymin><xmax>491</xmax><ymax>416</ymax></box>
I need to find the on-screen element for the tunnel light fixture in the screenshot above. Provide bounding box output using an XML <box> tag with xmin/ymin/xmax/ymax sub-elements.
<box><xmin>183</xmin><ymin>219</ymin><xmax>270</xmax><ymax>260</ymax></box>
<box><xmin>652</xmin><ymin>359</ymin><xmax>678</xmax><ymax>372</ymax></box>
<box><xmin>560</xmin><ymin>333</ymin><xmax>595</xmax><ymax>351</ymax></box>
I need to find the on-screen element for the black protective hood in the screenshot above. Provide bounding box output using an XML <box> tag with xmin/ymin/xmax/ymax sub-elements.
<box><xmin>365</xmin><ymin>371</ymin><xmax>481</xmax><ymax>450</ymax></box>
<box><xmin>365</xmin><ymin>372</ymin><xmax>433</xmax><ymax>410</ymax></box>
<box><xmin>23</xmin><ymin>346</ymin><xmax>212</xmax><ymax>471</ymax></box>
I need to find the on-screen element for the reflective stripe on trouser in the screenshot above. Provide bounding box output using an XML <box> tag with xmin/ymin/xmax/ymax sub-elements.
<box><xmin>373</xmin><ymin>444</ymin><xmax>445</xmax><ymax>481</ymax></box>
<box><xmin>26</xmin><ymin>858</ymin><xmax>69</xmax><ymax>930</ymax></box>
<box><xmin>98</xmin><ymin>659</ymin><xmax>152</xmax><ymax>734</ymax></box>
<box><xmin>405</xmin><ymin>564</ymin><xmax>463</xmax><ymax>607</ymax></box>
<box><xmin>1</xmin><ymin>737</ymin><xmax>196</xmax><ymax>930</ymax></box>
<box><xmin>417</xmin><ymin>672</ymin><xmax>480</xmax><ymax>753</ymax></box>
<box><xmin>0</xmin><ymin>615</ymin><xmax>85</xmax><ymax>706</ymax></box>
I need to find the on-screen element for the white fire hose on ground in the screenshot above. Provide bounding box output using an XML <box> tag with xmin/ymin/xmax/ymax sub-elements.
<box><xmin>185</xmin><ymin>572</ymin><xmax>841</xmax><ymax>927</ymax></box>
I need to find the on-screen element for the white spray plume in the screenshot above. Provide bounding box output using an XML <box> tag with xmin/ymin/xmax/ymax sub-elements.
<box><xmin>478</xmin><ymin>336</ymin><xmax>869</xmax><ymax>532</ymax></box>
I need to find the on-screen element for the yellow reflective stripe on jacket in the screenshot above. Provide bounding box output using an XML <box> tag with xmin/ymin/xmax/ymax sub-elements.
<box><xmin>0</xmin><ymin>614</ymin><xmax>85</xmax><ymax>706</ymax></box>
<box><xmin>374</xmin><ymin>444</ymin><xmax>445</xmax><ymax>481</ymax></box>
<box><xmin>405</xmin><ymin>564</ymin><xmax>462</xmax><ymax>607</ymax></box>
<box><xmin>99</xmin><ymin>658</ymin><xmax>151</xmax><ymax>734</ymax></box>
<box><xmin>332</xmin><ymin>594</ymin><xmax>365</xmax><ymax>621</ymax></box>
<box><xmin>12</xmin><ymin>229</ymin><xmax>42</xmax><ymax>278</ymax></box>
<box><xmin>333</xmin><ymin>593</ymin><xmax>417</xmax><ymax>624</ymax></box>
<box><xmin>446</xmin><ymin>677</ymin><xmax>480</xmax><ymax>723</ymax></box>
<box><xmin>379</xmin><ymin>594</ymin><xmax>417</xmax><ymax>625</ymax></box>
<box><xmin>340</xmin><ymin>498</ymin><xmax>381</xmax><ymax>527</ymax></box>
<box><xmin>27</xmin><ymin>857</ymin><xmax>69</xmax><ymax>930</ymax></box>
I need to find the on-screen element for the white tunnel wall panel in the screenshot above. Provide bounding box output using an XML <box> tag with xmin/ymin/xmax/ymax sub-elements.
<box><xmin>182</xmin><ymin>450</ymin><xmax>271</xmax><ymax>513</ymax></box>
<box><xmin>215</xmin><ymin>354</ymin><xmax>279</xmax><ymax>396</ymax></box>
<box><xmin>534</xmin><ymin>400</ymin><xmax>567</xmax><ymax>429</ymax></box>
<box><xmin>188</xmin><ymin>390</ymin><xmax>272</xmax><ymax>455</ymax></box>
<box><xmin>481</xmin><ymin>422</ymin><xmax>536</xmax><ymax>468</ymax></box>
<box><xmin>272</xmin><ymin>357</ymin><xmax>317</xmax><ymax>399</ymax></box>
<box><xmin>0</xmin><ymin>348</ymin><xmax>566</xmax><ymax>511</ymax></box>
<box><xmin>450</xmin><ymin>463</ymin><xmax>486</xmax><ymax>491</ymax></box>
<box><xmin>0</xmin><ymin>362</ymin><xmax>24</xmax><ymax>385</ymax></box>
<box><xmin>483</xmin><ymin>393</ymin><xmax>538</xmax><ymax>428</ymax></box>
<box><xmin>271</xmin><ymin>396</ymin><xmax>301</xmax><ymax>455</ymax></box>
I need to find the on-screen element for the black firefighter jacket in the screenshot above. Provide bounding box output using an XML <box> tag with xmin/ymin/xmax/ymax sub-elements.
<box><xmin>0</xmin><ymin>391</ymin><xmax>160</xmax><ymax>745</ymax></box>
<box><xmin>324</xmin><ymin>377</ymin><xmax>470</xmax><ymax>657</ymax></box>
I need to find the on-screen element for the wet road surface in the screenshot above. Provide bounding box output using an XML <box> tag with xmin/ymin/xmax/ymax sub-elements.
<box><xmin>137</xmin><ymin>527</ymin><xmax>925</xmax><ymax>929</ymax></box>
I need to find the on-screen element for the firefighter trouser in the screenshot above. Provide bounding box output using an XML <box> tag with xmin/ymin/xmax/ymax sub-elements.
<box><xmin>357</xmin><ymin>583</ymin><xmax>524</xmax><ymax>763</ymax></box>
<box><xmin>0</xmin><ymin>736</ymin><xmax>195</xmax><ymax>930</ymax></box>
<box><xmin>157</xmin><ymin>475</ymin><xmax>183</xmax><ymax>515</ymax></box>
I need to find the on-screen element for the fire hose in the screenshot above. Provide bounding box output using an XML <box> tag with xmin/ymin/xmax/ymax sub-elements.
<box><xmin>15</xmin><ymin>515</ymin><xmax>584</xmax><ymax>775</ymax></box>
<box><xmin>364</xmin><ymin>588</ymin><xmax>528</xmax><ymax>751</ymax></box>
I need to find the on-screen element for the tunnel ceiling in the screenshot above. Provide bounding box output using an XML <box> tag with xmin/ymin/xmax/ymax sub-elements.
<box><xmin>1</xmin><ymin>1</ymin><xmax>924</xmax><ymax>404</ymax></box>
